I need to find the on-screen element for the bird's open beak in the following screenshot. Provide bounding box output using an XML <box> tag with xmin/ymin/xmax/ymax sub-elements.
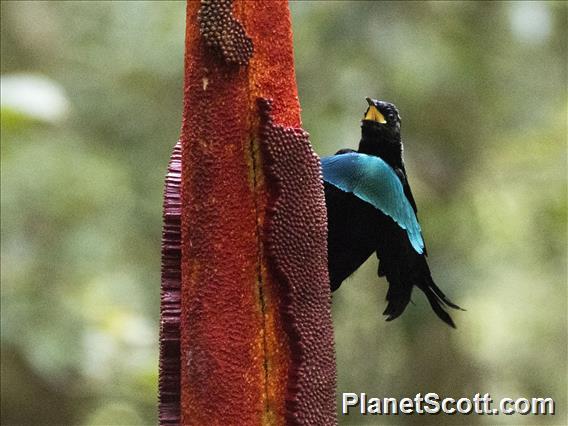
<box><xmin>364</xmin><ymin>97</ymin><xmax>387</xmax><ymax>124</ymax></box>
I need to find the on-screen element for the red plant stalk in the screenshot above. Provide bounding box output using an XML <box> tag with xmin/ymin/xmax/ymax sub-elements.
<box><xmin>159</xmin><ymin>1</ymin><xmax>336</xmax><ymax>424</ymax></box>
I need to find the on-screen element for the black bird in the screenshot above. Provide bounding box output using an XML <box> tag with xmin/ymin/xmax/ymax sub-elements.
<box><xmin>322</xmin><ymin>97</ymin><xmax>462</xmax><ymax>327</ymax></box>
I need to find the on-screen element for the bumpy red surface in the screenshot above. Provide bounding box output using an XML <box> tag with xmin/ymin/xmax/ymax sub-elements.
<box><xmin>180</xmin><ymin>2</ymin><xmax>265</xmax><ymax>423</ymax></box>
<box><xmin>259</xmin><ymin>99</ymin><xmax>337</xmax><ymax>425</ymax></box>
<box><xmin>174</xmin><ymin>1</ymin><xmax>337</xmax><ymax>424</ymax></box>
<box><xmin>198</xmin><ymin>0</ymin><xmax>253</xmax><ymax>65</ymax></box>
<box><xmin>159</xmin><ymin>142</ymin><xmax>182</xmax><ymax>425</ymax></box>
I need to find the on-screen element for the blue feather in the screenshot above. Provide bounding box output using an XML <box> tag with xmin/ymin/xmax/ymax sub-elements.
<box><xmin>321</xmin><ymin>152</ymin><xmax>425</xmax><ymax>254</ymax></box>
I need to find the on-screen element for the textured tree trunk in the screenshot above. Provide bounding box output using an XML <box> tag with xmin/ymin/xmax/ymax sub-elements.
<box><xmin>159</xmin><ymin>2</ymin><xmax>336</xmax><ymax>424</ymax></box>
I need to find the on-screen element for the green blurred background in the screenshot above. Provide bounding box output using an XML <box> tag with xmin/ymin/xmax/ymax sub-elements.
<box><xmin>1</xmin><ymin>1</ymin><xmax>566</xmax><ymax>425</ymax></box>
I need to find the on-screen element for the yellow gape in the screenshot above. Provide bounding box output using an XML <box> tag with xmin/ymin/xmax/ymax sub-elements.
<box><xmin>364</xmin><ymin>105</ymin><xmax>387</xmax><ymax>124</ymax></box>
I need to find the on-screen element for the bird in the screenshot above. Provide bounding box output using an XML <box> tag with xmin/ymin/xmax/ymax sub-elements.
<box><xmin>321</xmin><ymin>97</ymin><xmax>462</xmax><ymax>327</ymax></box>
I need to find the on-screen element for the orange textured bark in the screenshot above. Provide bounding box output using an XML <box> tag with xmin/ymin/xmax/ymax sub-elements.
<box><xmin>168</xmin><ymin>1</ymin><xmax>336</xmax><ymax>425</ymax></box>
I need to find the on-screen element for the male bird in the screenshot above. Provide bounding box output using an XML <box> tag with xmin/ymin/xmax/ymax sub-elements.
<box><xmin>322</xmin><ymin>97</ymin><xmax>462</xmax><ymax>327</ymax></box>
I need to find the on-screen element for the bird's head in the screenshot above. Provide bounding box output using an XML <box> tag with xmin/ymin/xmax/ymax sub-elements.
<box><xmin>361</xmin><ymin>97</ymin><xmax>401</xmax><ymax>137</ymax></box>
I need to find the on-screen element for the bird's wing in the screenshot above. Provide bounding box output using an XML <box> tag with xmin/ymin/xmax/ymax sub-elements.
<box><xmin>321</xmin><ymin>152</ymin><xmax>424</xmax><ymax>254</ymax></box>
<box><xmin>394</xmin><ymin>165</ymin><xmax>418</xmax><ymax>214</ymax></box>
<box><xmin>394</xmin><ymin>165</ymin><xmax>428</xmax><ymax>255</ymax></box>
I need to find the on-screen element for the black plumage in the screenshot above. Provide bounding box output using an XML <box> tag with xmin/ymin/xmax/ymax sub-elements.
<box><xmin>324</xmin><ymin>97</ymin><xmax>462</xmax><ymax>327</ymax></box>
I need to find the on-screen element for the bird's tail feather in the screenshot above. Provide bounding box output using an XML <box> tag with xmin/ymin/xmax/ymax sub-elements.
<box><xmin>420</xmin><ymin>277</ymin><xmax>463</xmax><ymax>328</ymax></box>
<box><xmin>382</xmin><ymin>272</ymin><xmax>463</xmax><ymax>327</ymax></box>
<box><xmin>428</xmin><ymin>279</ymin><xmax>464</xmax><ymax>311</ymax></box>
<box><xmin>383</xmin><ymin>279</ymin><xmax>413</xmax><ymax>322</ymax></box>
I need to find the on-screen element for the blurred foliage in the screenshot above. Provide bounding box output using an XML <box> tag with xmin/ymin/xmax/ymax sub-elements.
<box><xmin>1</xmin><ymin>1</ymin><xmax>566</xmax><ymax>425</ymax></box>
